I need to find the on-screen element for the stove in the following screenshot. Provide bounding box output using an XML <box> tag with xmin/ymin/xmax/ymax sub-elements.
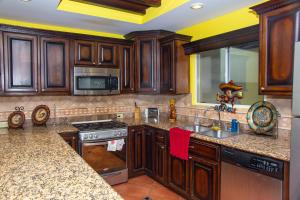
<box><xmin>72</xmin><ymin>120</ymin><xmax>128</xmax><ymax>141</ymax></box>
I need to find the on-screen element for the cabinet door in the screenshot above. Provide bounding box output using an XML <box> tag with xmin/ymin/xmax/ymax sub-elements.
<box><xmin>3</xmin><ymin>32</ymin><xmax>38</xmax><ymax>94</ymax></box>
<box><xmin>120</xmin><ymin>45</ymin><xmax>134</xmax><ymax>93</ymax></box>
<box><xmin>259</xmin><ymin>4</ymin><xmax>300</xmax><ymax>96</ymax></box>
<box><xmin>59</xmin><ymin>132</ymin><xmax>78</xmax><ymax>152</ymax></box>
<box><xmin>160</xmin><ymin>42</ymin><xmax>175</xmax><ymax>94</ymax></box>
<box><xmin>144</xmin><ymin>127</ymin><xmax>154</xmax><ymax>176</ymax></box>
<box><xmin>128</xmin><ymin>126</ymin><xmax>144</xmax><ymax>177</ymax></box>
<box><xmin>189</xmin><ymin>155</ymin><xmax>219</xmax><ymax>200</ymax></box>
<box><xmin>97</xmin><ymin>43</ymin><xmax>117</xmax><ymax>66</ymax></box>
<box><xmin>136</xmin><ymin>39</ymin><xmax>157</xmax><ymax>93</ymax></box>
<box><xmin>168</xmin><ymin>155</ymin><xmax>189</xmax><ymax>197</ymax></box>
<box><xmin>0</xmin><ymin>31</ymin><xmax>3</xmax><ymax>94</ymax></box>
<box><xmin>40</xmin><ymin>37</ymin><xmax>70</xmax><ymax>94</ymax></box>
<box><xmin>74</xmin><ymin>40</ymin><xmax>96</xmax><ymax>65</ymax></box>
<box><xmin>154</xmin><ymin>141</ymin><xmax>167</xmax><ymax>184</ymax></box>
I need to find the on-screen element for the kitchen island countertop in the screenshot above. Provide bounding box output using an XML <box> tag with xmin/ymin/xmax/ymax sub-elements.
<box><xmin>0</xmin><ymin>125</ymin><xmax>123</xmax><ymax>200</ymax></box>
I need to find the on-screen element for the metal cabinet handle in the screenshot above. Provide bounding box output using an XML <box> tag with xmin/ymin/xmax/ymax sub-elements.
<box><xmin>170</xmin><ymin>88</ymin><xmax>174</xmax><ymax>91</ymax></box>
<box><xmin>157</xmin><ymin>136</ymin><xmax>164</xmax><ymax>139</ymax></box>
<box><xmin>189</xmin><ymin>156</ymin><xmax>192</xmax><ymax>159</ymax></box>
<box><xmin>189</xmin><ymin>146</ymin><xmax>195</xmax><ymax>149</ymax></box>
<box><xmin>261</xmin><ymin>87</ymin><xmax>265</xmax><ymax>90</ymax></box>
<box><xmin>153</xmin><ymin>88</ymin><xmax>157</xmax><ymax>91</ymax></box>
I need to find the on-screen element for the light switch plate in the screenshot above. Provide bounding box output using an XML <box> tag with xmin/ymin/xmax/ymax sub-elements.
<box><xmin>117</xmin><ymin>113</ymin><xmax>124</xmax><ymax>119</ymax></box>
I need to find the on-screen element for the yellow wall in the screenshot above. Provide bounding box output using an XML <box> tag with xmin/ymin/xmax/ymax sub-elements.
<box><xmin>177</xmin><ymin>2</ymin><xmax>266</xmax><ymax>105</ymax></box>
<box><xmin>0</xmin><ymin>18</ymin><xmax>124</xmax><ymax>39</ymax></box>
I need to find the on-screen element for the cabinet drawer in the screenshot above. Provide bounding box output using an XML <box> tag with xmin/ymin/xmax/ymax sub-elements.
<box><xmin>189</xmin><ymin>139</ymin><xmax>220</xmax><ymax>161</ymax></box>
<box><xmin>155</xmin><ymin>131</ymin><xmax>166</xmax><ymax>144</ymax></box>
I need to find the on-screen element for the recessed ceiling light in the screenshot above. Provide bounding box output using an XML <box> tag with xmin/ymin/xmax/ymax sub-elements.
<box><xmin>20</xmin><ymin>0</ymin><xmax>32</xmax><ymax>2</ymax></box>
<box><xmin>190</xmin><ymin>2</ymin><xmax>204</xmax><ymax>10</ymax></box>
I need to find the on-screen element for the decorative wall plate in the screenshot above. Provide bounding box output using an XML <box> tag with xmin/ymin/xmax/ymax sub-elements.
<box><xmin>8</xmin><ymin>106</ymin><xmax>25</xmax><ymax>129</ymax></box>
<box><xmin>31</xmin><ymin>105</ymin><xmax>50</xmax><ymax>126</ymax></box>
<box><xmin>246</xmin><ymin>101</ymin><xmax>278</xmax><ymax>134</ymax></box>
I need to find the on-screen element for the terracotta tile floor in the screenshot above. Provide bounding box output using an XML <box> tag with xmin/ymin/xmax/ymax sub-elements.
<box><xmin>113</xmin><ymin>175</ymin><xmax>186</xmax><ymax>200</ymax></box>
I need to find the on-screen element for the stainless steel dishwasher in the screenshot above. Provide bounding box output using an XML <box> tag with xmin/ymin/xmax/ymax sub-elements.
<box><xmin>221</xmin><ymin>147</ymin><xmax>284</xmax><ymax>200</ymax></box>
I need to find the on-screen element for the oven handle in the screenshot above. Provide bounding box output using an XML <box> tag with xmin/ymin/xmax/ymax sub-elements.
<box><xmin>81</xmin><ymin>137</ymin><xmax>127</xmax><ymax>146</ymax></box>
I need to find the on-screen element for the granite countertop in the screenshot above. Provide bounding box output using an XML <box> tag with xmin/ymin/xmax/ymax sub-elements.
<box><xmin>119</xmin><ymin>117</ymin><xmax>290</xmax><ymax>162</ymax></box>
<box><xmin>0</xmin><ymin>125</ymin><xmax>123</xmax><ymax>200</ymax></box>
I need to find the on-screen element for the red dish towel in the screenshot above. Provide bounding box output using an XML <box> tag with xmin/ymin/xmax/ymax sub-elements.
<box><xmin>170</xmin><ymin>127</ymin><xmax>192</xmax><ymax>160</ymax></box>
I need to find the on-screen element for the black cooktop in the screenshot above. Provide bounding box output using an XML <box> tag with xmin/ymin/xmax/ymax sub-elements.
<box><xmin>73</xmin><ymin>120</ymin><xmax>127</xmax><ymax>132</ymax></box>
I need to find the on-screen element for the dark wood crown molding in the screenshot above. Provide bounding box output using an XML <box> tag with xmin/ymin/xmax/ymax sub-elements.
<box><xmin>159</xmin><ymin>33</ymin><xmax>192</xmax><ymax>43</ymax></box>
<box><xmin>76</xmin><ymin>0</ymin><xmax>161</xmax><ymax>15</ymax></box>
<box><xmin>124</xmin><ymin>30</ymin><xmax>174</xmax><ymax>40</ymax></box>
<box><xmin>251</xmin><ymin>0</ymin><xmax>300</xmax><ymax>14</ymax></box>
<box><xmin>183</xmin><ymin>25</ymin><xmax>259</xmax><ymax>55</ymax></box>
<box><xmin>0</xmin><ymin>24</ymin><xmax>133</xmax><ymax>45</ymax></box>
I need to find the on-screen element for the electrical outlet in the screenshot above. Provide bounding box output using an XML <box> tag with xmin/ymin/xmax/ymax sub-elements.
<box><xmin>0</xmin><ymin>122</ymin><xmax>8</xmax><ymax>128</ymax></box>
<box><xmin>117</xmin><ymin>113</ymin><xmax>124</xmax><ymax>119</ymax></box>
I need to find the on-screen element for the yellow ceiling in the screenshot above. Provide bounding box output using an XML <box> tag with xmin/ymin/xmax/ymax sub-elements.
<box><xmin>57</xmin><ymin>0</ymin><xmax>189</xmax><ymax>24</ymax></box>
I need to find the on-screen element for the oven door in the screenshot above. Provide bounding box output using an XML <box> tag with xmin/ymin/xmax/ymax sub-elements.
<box><xmin>80</xmin><ymin>138</ymin><xmax>127</xmax><ymax>175</ymax></box>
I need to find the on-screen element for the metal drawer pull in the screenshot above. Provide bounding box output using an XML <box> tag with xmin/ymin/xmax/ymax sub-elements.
<box><xmin>157</xmin><ymin>136</ymin><xmax>164</xmax><ymax>139</ymax></box>
<box><xmin>189</xmin><ymin>146</ymin><xmax>195</xmax><ymax>149</ymax></box>
<box><xmin>189</xmin><ymin>156</ymin><xmax>192</xmax><ymax>159</ymax></box>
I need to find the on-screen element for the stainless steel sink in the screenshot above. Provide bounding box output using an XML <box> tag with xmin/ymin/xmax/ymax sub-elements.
<box><xmin>182</xmin><ymin>125</ymin><xmax>238</xmax><ymax>139</ymax></box>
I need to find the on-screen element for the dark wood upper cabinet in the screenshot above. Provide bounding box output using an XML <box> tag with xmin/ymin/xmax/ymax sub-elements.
<box><xmin>136</xmin><ymin>38</ymin><xmax>157</xmax><ymax>93</ymax></box>
<box><xmin>3</xmin><ymin>32</ymin><xmax>38</xmax><ymax>94</ymax></box>
<box><xmin>160</xmin><ymin>34</ymin><xmax>191</xmax><ymax>94</ymax></box>
<box><xmin>119</xmin><ymin>45</ymin><xmax>134</xmax><ymax>93</ymax></box>
<box><xmin>0</xmin><ymin>31</ymin><xmax>3</xmax><ymax>94</ymax></box>
<box><xmin>97</xmin><ymin>43</ymin><xmax>118</xmax><ymax>66</ymax></box>
<box><xmin>189</xmin><ymin>156</ymin><xmax>218</xmax><ymax>200</ymax></box>
<box><xmin>40</xmin><ymin>37</ymin><xmax>70</xmax><ymax>95</ymax></box>
<box><xmin>74</xmin><ymin>40</ymin><xmax>96</xmax><ymax>65</ymax></box>
<box><xmin>251</xmin><ymin>0</ymin><xmax>300</xmax><ymax>96</ymax></box>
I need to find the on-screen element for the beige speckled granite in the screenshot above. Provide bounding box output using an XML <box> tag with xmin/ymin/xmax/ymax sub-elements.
<box><xmin>118</xmin><ymin>117</ymin><xmax>290</xmax><ymax>162</ymax></box>
<box><xmin>0</xmin><ymin>125</ymin><xmax>122</xmax><ymax>200</ymax></box>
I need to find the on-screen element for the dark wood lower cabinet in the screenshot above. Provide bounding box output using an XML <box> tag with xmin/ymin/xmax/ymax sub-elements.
<box><xmin>128</xmin><ymin>126</ymin><xmax>145</xmax><ymax>177</ymax></box>
<box><xmin>189</xmin><ymin>155</ymin><xmax>219</xmax><ymax>200</ymax></box>
<box><xmin>58</xmin><ymin>131</ymin><xmax>79</xmax><ymax>152</ymax></box>
<box><xmin>168</xmin><ymin>155</ymin><xmax>190</xmax><ymax>198</ymax></box>
<box><xmin>144</xmin><ymin>127</ymin><xmax>154</xmax><ymax>176</ymax></box>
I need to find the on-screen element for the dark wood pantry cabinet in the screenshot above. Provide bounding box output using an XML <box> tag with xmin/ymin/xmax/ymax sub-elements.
<box><xmin>40</xmin><ymin>37</ymin><xmax>70</xmax><ymax>95</ymax></box>
<box><xmin>251</xmin><ymin>0</ymin><xmax>300</xmax><ymax>96</ymax></box>
<box><xmin>3</xmin><ymin>32</ymin><xmax>38</xmax><ymax>94</ymax></box>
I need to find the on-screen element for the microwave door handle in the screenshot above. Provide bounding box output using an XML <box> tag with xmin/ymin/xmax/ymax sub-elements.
<box><xmin>109</xmin><ymin>74</ymin><xmax>112</xmax><ymax>92</ymax></box>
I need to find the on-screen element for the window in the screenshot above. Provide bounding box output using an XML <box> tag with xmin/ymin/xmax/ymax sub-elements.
<box><xmin>196</xmin><ymin>42</ymin><xmax>263</xmax><ymax>105</ymax></box>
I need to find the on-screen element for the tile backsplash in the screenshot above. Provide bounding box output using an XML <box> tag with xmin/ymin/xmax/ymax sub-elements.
<box><xmin>0</xmin><ymin>94</ymin><xmax>292</xmax><ymax>130</ymax></box>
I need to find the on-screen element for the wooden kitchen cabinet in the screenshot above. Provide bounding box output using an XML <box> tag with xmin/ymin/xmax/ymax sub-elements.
<box><xmin>135</xmin><ymin>38</ymin><xmax>157</xmax><ymax>93</ymax></box>
<box><xmin>97</xmin><ymin>43</ymin><xmax>118</xmax><ymax>66</ymax></box>
<box><xmin>168</xmin><ymin>155</ymin><xmax>190</xmax><ymax>197</ymax></box>
<box><xmin>144</xmin><ymin>127</ymin><xmax>154</xmax><ymax>176</ymax></box>
<box><xmin>189</xmin><ymin>155</ymin><xmax>219</xmax><ymax>200</ymax></box>
<box><xmin>3</xmin><ymin>32</ymin><xmax>38</xmax><ymax>94</ymax></box>
<box><xmin>153</xmin><ymin>129</ymin><xmax>168</xmax><ymax>184</ymax></box>
<box><xmin>128</xmin><ymin>126</ymin><xmax>145</xmax><ymax>177</ymax></box>
<box><xmin>119</xmin><ymin>45</ymin><xmax>134</xmax><ymax>93</ymax></box>
<box><xmin>59</xmin><ymin>131</ymin><xmax>79</xmax><ymax>152</ymax></box>
<box><xmin>74</xmin><ymin>40</ymin><xmax>96</xmax><ymax>65</ymax></box>
<box><xmin>40</xmin><ymin>37</ymin><xmax>70</xmax><ymax>95</ymax></box>
<box><xmin>251</xmin><ymin>1</ymin><xmax>300</xmax><ymax>96</ymax></box>
<box><xmin>0</xmin><ymin>31</ymin><xmax>3</xmax><ymax>94</ymax></box>
<box><xmin>159</xmin><ymin>34</ymin><xmax>191</xmax><ymax>94</ymax></box>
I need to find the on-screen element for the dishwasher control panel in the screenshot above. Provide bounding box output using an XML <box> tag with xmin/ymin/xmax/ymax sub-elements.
<box><xmin>221</xmin><ymin>147</ymin><xmax>284</xmax><ymax>180</ymax></box>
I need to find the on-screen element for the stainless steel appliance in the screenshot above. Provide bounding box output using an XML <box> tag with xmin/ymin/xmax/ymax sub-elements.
<box><xmin>145</xmin><ymin>107</ymin><xmax>160</xmax><ymax>120</ymax></box>
<box><xmin>221</xmin><ymin>147</ymin><xmax>283</xmax><ymax>200</ymax></box>
<box><xmin>73</xmin><ymin>120</ymin><xmax>128</xmax><ymax>185</ymax></box>
<box><xmin>73</xmin><ymin>66</ymin><xmax>120</xmax><ymax>95</ymax></box>
<box><xmin>290</xmin><ymin>41</ymin><xmax>300</xmax><ymax>200</ymax></box>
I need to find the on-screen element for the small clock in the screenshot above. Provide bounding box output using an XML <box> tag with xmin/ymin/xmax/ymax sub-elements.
<box><xmin>8</xmin><ymin>106</ymin><xmax>25</xmax><ymax>129</ymax></box>
<box><xmin>31</xmin><ymin>105</ymin><xmax>50</xmax><ymax>126</ymax></box>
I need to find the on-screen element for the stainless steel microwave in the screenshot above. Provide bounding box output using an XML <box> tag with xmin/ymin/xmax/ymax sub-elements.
<box><xmin>74</xmin><ymin>66</ymin><xmax>120</xmax><ymax>95</ymax></box>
